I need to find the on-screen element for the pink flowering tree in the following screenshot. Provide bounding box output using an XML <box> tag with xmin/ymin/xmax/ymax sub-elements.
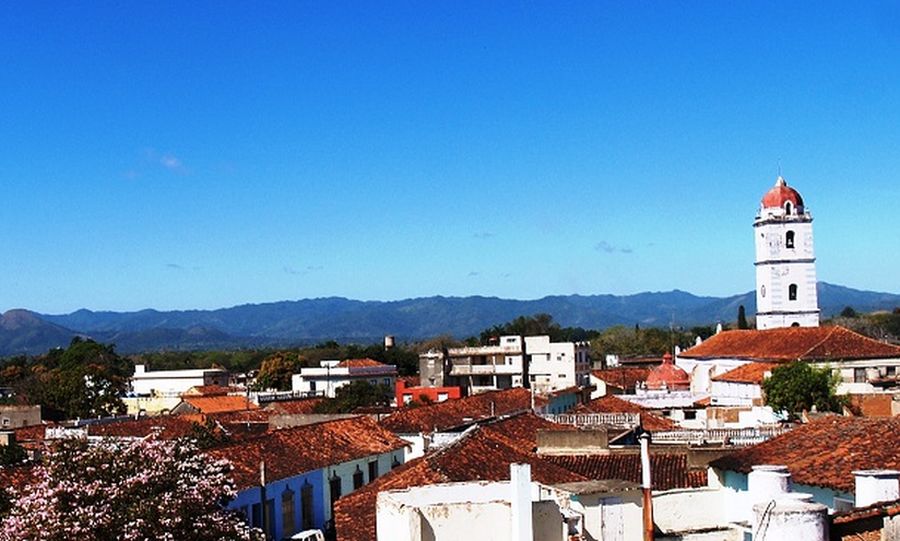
<box><xmin>0</xmin><ymin>437</ymin><xmax>262</xmax><ymax>541</ymax></box>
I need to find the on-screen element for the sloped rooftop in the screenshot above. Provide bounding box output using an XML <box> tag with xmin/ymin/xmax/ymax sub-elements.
<box><xmin>680</xmin><ymin>326</ymin><xmax>900</xmax><ymax>362</ymax></box>
<box><xmin>710</xmin><ymin>416</ymin><xmax>900</xmax><ymax>493</ymax></box>
<box><xmin>379</xmin><ymin>387</ymin><xmax>534</xmax><ymax>433</ymax></box>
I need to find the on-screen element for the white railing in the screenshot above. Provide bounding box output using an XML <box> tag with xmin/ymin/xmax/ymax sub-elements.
<box><xmin>541</xmin><ymin>412</ymin><xmax>641</xmax><ymax>428</ymax></box>
<box><xmin>650</xmin><ymin>426</ymin><xmax>792</xmax><ymax>446</ymax></box>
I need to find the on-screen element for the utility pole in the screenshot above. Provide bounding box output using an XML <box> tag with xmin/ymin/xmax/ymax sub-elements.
<box><xmin>640</xmin><ymin>433</ymin><xmax>655</xmax><ymax>541</ymax></box>
<box><xmin>260</xmin><ymin>460</ymin><xmax>269</xmax><ymax>540</ymax></box>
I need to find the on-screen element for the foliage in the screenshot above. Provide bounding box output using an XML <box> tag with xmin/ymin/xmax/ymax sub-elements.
<box><xmin>737</xmin><ymin>305</ymin><xmax>749</xmax><ymax>329</ymax></box>
<box><xmin>0</xmin><ymin>442</ymin><xmax>26</xmax><ymax>467</ymax></box>
<box><xmin>187</xmin><ymin>418</ymin><xmax>231</xmax><ymax>450</ymax></box>
<box><xmin>0</xmin><ymin>437</ymin><xmax>262</xmax><ymax>541</ymax></box>
<box><xmin>479</xmin><ymin>314</ymin><xmax>599</xmax><ymax>344</ymax></box>
<box><xmin>313</xmin><ymin>380</ymin><xmax>393</xmax><ymax>414</ymax></box>
<box><xmin>254</xmin><ymin>351</ymin><xmax>305</xmax><ymax>391</ymax></box>
<box><xmin>761</xmin><ymin>361</ymin><xmax>845</xmax><ymax>418</ymax></box>
<box><xmin>0</xmin><ymin>338</ymin><xmax>131</xmax><ymax>421</ymax></box>
<box><xmin>590</xmin><ymin>324</ymin><xmax>710</xmax><ymax>363</ymax></box>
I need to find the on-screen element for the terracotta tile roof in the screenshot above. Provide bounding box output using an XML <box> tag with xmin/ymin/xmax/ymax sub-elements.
<box><xmin>576</xmin><ymin>395</ymin><xmax>644</xmax><ymax>414</ymax></box>
<box><xmin>207</xmin><ymin>416</ymin><xmax>408</xmax><ymax>491</ymax></box>
<box><xmin>181</xmin><ymin>384</ymin><xmax>243</xmax><ymax>396</ymax></box>
<box><xmin>179</xmin><ymin>396</ymin><xmax>258</xmax><ymax>414</ymax></box>
<box><xmin>86</xmin><ymin>414</ymin><xmax>206</xmax><ymax>439</ymax></box>
<box><xmin>336</xmin><ymin>358</ymin><xmax>390</xmax><ymax>368</ymax></box>
<box><xmin>574</xmin><ymin>395</ymin><xmax>676</xmax><ymax>431</ymax></box>
<box><xmin>478</xmin><ymin>413</ymin><xmax>577</xmax><ymax>453</ymax></box>
<box><xmin>712</xmin><ymin>362</ymin><xmax>779</xmax><ymax>384</ymax></box>
<box><xmin>546</xmin><ymin>453</ymin><xmax>707</xmax><ymax>491</ymax></box>
<box><xmin>592</xmin><ymin>367</ymin><xmax>651</xmax><ymax>391</ymax></box>
<box><xmin>379</xmin><ymin>388</ymin><xmax>533</xmax><ymax>433</ymax></box>
<box><xmin>334</xmin><ymin>413</ymin><xmax>585</xmax><ymax>541</ymax></box>
<box><xmin>13</xmin><ymin>423</ymin><xmax>51</xmax><ymax>443</ymax></box>
<box><xmin>680</xmin><ymin>326</ymin><xmax>900</xmax><ymax>362</ymax></box>
<box><xmin>264</xmin><ymin>398</ymin><xmax>324</xmax><ymax>414</ymax></box>
<box><xmin>710</xmin><ymin>416</ymin><xmax>900</xmax><ymax>493</ymax></box>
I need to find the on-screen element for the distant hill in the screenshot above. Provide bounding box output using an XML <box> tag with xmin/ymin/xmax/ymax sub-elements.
<box><xmin>1</xmin><ymin>282</ymin><xmax>897</xmax><ymax>356</ymax></box>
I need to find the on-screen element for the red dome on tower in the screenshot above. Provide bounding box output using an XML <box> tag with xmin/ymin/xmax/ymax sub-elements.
<box><xmin>761</xmin><ymin>176</ymin><xmax>804</xmax><ymax>210</ymax></box>
<box><xmin>645</xmin><ymin>352</ymin><xmax>691</xmax><ymax>391</ymax></box>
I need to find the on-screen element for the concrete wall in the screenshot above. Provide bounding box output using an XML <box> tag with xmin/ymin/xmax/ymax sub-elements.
<box><xmin>0</xmin><ymin>405</ymin><xmax>41</xmax><ymax>428</ymax></box>
<box><xmin>537</xmin><ymin>429</ymin><xmax>608</xmax><ymax>455</ymax></box>
<box><xmin>572</xmin><ymin>490</ymin><xmax>642</xmax><ymax>541</ymax></box>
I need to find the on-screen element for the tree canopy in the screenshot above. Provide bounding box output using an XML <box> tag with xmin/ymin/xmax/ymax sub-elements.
<box><xmin>313</xmin><ymin>380</ymin><xmax>393</xmax><ymax>414</ymax></box>
<box><xmin>0</xmin><ymin>337</ymin><xmax>131</xmax><ymax>420</ymax></box>
<box><xmin>761</xmin><ymin>361</ymin><xmax>845</xmax><ymax>418</ymax></box>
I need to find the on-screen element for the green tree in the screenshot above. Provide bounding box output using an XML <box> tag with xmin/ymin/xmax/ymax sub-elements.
<box><xmin>761</xmin><ymin>361</ymin><xmax>845</xmax><ymax>419</ymax></box>
<box><xmin>0</xmin><ymin>442</ymin><xmax>27</xmax><ymax>467</ymax></box>
<box><xmin>737</xmin><ymin>305</ymin><xmax>749</xmax><ymax>329</ymax></box>
<box><xmin>839</xmin><ymin>306</ymin><xmax>858</xmax><ymax>318</ymax></box>
<box><xmin>254</xmin><ymin>351</ymin><xmax>304</xmax><ymax>391</ymax></box>
<box><xmin>313</xmin><ymin>380</ymin><xmax>393</xmax><ymax>414</ymax></box>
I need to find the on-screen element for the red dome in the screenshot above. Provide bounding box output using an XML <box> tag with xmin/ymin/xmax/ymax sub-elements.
<box><xmin>645</xmin><ymin>352</ymin><xmax>691</xmax><ymax>391</ymax></box>
<box><xmin>761</xmin><ymin>176</ymin><xmax>804</xmax><ymax>210</ymax></box>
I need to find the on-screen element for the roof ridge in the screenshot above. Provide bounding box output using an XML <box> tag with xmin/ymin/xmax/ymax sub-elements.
<box><xmin>799</xmin><ymin>325</ymin><xmax>839</xmax><ymax>359</ymax></box>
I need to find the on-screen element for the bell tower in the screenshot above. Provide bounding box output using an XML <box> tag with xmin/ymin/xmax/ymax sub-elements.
<box><xmin>753</xmin><ymin>176</ymin><xmax>820</xmax><ymax>329</ymax></box>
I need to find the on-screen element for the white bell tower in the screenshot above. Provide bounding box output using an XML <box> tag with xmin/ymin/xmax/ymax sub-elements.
<box><xmin>753</xmin><ymin>176</ymin><xmax>820</xmax><ymax>329</ymax></box>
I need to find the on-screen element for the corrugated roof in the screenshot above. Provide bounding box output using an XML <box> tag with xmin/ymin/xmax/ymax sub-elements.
<box><xmin>710</xmin><ymin>416</ymin><xmax>900</xmax><ymax>492</ymax></box>
<box><xmin>680</xmin><ymin>326</ymin><xmax>900</xmax><ymax>362</ymax></box>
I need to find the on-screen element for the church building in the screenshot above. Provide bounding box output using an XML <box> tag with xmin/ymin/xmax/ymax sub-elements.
<box><xmin>753</xmin><ymin>176</ymin><xmax>820</xmax><ymax>329</ymax></box>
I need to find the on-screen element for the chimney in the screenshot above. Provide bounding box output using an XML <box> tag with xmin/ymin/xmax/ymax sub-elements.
<box><xmin>748</xmin><ymin>465</ymin><xmax>791</xmax><ymax>521</ymax></box>
<box><xmin>134</xmin><ymin>364</ymin><xmax>146</xmax><ymax>375</ymax></box>
<box><xmin>640</xmin><ymin>433</ymin><xmax>654</xmax><ymax>541</ymax></box>
<box><xmin>752</xmin><ymin>499</ymin><xmax>828</xmax><ymax>541</ymax></box>
<box><xmin>510</xmin><ymin>463</ymin><xmax>532</xmax><ymax>541</ymax></box>
<box><xmin>853</xmin><ymin>470</ymin><xmax>900</xmax><ymax>508</ymax></box>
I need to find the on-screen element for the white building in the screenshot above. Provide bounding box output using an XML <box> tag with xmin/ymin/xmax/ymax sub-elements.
<box><xmin>130</xmin><ymin>364</ymin><xmax>230</xmax><ymax>397</ymax></box>
<box><xmin>442</xmin><ymin>336</ymin><xmax>526</xmax><ymax>394</ymax></box>
<box><xmin>525</xmin><ymin>336</ymin><xmax>591</xmax><ymax>393</ymax></box>
<box><xmin>754</xmin><ymin>176</ymin><xmax>820</xmax><ymax>329</ymax></box>
<box><xmin>419</xmin><ymin>335</ymin><xmax>591</xmax><ymax>396</ymax></box>
<box><xmin>292</xmin><ymin>358</ymin><xmax>397</xmax><ymax>398</ymax></box>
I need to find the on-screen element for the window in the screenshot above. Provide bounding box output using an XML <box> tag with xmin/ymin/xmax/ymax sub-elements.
<box><xmin>854</xmin><ymin>368</ymin><xmax>867</xmax><ymax>384</ymax></box>
<box><xmin>368</xmin><ymin>460</ymin><xmax>379</xmax><ymax>482</ymax></box>
<box><xmin>785</xmin><ymin>201</ymin><xmax>793</xmax><ymax>214</ymax></box>
<box><xmin>1</xmin><ymin>419</ymin><xmax>8</xmax><ymax>427</ymax></box>
<box><xmin>788</xmin><ymin>284</ymin><xmax>798</xmax><ymax>301</ymax></box>
<box><xmin>301</xmin><ymin>482</ymin><xmax>314</xmax><ymax>530</ymax></box>
<box><xmin>392</xmin><ymin>455</ymin><xmax>401</xmax><ymax>469</ymax></box>
<box><xmin>264</xmin><ymin>500</ymin><xmax>275</xmax><ymax>540</ymax></box>
<box><xmin>886</xmin><ymin>366</ymin><xmax>897</xmax><ymax>377</ymax></box>
<box><xmin>353</xmin><ymin>466</ymin><xmax>364</xmax><ymax>489</ymax></box>
<box><xmin>309</xmin><ymin>380</ymin><xmax>316</xmax><ymax>392</ymax></box>
<box><xmin>282</xmin><ymin>487</ymin><xmax>296</xmax><ymax>536</ymax></box>
<box><xmin>786</xmin><ymin>230</ymin><xmax>795</xmax><ymax>248</ymax></box>
<box><xmin>383</xmin><ymin>378</ymin><xmax>391</xmax><ymax>386</ymax></box>
<box><xmin>251</xmin><ymin>503</ymin><xmax>262</xmax><ymax>529</ymax></box>
<box><xmin>684</xmin><ymin>410</ymin><xmax>697</xmax><ymax>420</ymax></box>
<box><xmin>329</xmin><ymin>474</ymin><xmax>342</xmax><ymax>512</ymax></box>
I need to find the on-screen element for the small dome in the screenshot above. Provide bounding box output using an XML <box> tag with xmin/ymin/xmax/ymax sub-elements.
<box><xmin>761</xmin><ymin>176</ymin><xmax>804</xmax><ymax>211</ymax></box>
<box><xmin>645</xmin><ymin>352</ymin><xmax>691</xmax><ymax>391</ymax></box>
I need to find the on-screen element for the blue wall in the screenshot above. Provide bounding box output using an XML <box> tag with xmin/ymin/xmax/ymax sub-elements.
<box><xmin>229</xmin><ymin>469</ymin><xmax>325</xmax><ymax>540</ymax></box>
<box><xmin>721</xmin><ymin>470</ymin><xmax>853</xmax><ymax>509</ymax></box>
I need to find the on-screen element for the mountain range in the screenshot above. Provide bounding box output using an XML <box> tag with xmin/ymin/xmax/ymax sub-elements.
<box><xmin>1</xmin><ymin>282</ymin><xmax>898</xmax><ymax>356</ymax></box>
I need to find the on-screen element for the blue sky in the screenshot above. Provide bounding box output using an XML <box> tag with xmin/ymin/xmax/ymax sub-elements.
<box><xmin>2</xmin><ymin>1</ymin><xmax>899</xmax><ymax>313</ymax></box>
